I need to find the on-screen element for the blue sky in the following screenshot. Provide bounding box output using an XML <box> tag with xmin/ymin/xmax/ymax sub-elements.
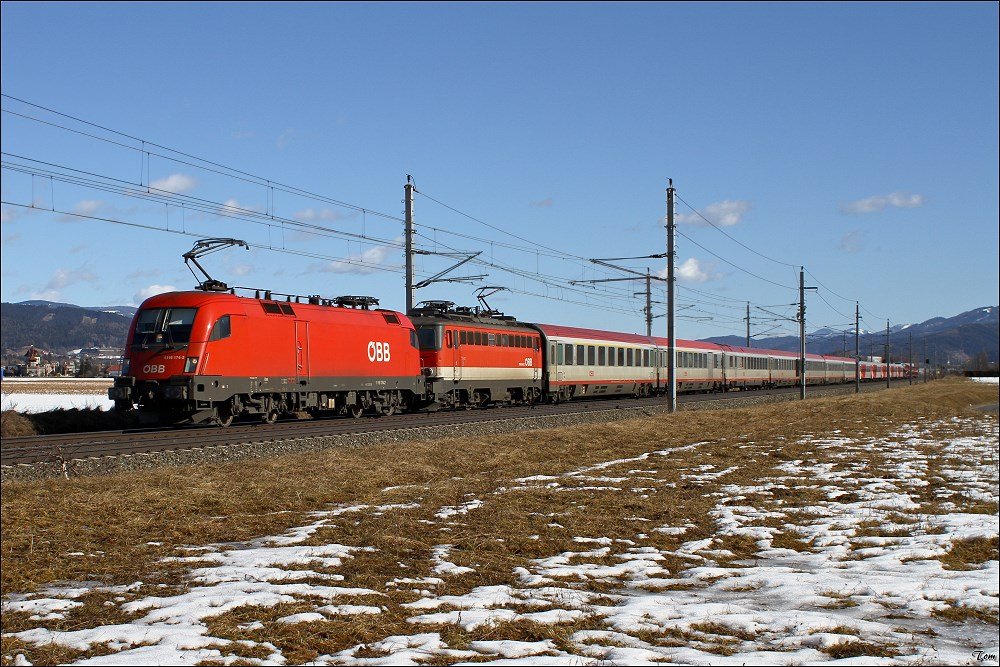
<box><xmin>2</xmin><ymin>2</ymin><xmax>997</xmax><ymax>341</ymax></box>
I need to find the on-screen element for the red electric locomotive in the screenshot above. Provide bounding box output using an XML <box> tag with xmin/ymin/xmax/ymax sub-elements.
<box><xmin>409</xmin><ymin>301</ymin><xmax>543</xmax><ymax>408</ymax></box>
<box><xmin>110</xmin><ymin>290</ymin><xmax>424</xmax><ymax>425</ymax></box>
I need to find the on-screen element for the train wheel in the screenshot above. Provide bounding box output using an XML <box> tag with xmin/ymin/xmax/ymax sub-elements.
<box><xmin>348</xmin><ymin>404</ymin><xmax>364</xmax><ymax>419</ymax></box>
<box><xmin>217</xmin><ymin>405</ymin><xmax>235</xmax><ymax>428</ymax></box>
<box><xmin>383</xmin><ymin>404</ymin><xmax>396</xmax><ymax>417</ymax></box>
<box><xmin>262</xmin><ymin>410</ymin><xmax>278</xmax><ymax>425</ymax></box>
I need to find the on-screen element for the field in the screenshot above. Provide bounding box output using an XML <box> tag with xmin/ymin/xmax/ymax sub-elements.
<box><xmin>1</xmin><ymin>378</ymin><xmax>114</xmax><ymax>414</ymax></box>
<box><xmin>1</xmin><ymin>379</ymin><xmax>998</xmax><ymax>665</ymax></box>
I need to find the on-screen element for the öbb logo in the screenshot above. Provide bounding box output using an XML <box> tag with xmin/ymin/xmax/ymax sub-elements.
<box><xmin>367</xmin><ymin>341</ymin><xmax>391</xmax><ymax>362</ymax></box>
<box><xmin>143</xmin><ymin>364</ymin><xmax>166</xmax><ymax>374</ymax></box>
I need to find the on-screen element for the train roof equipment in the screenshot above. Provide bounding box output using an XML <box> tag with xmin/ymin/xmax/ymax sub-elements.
<box><xmin>183</xmin><ymin>238</ymin><xmax>250</xmax><ymax>292</ymax></box>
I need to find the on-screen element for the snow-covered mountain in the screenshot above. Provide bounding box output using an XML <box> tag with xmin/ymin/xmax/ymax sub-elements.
<box><xmin>701</xmin><ymin>306</ymin><xmax>999</xmax><ymax>364</ymax></box>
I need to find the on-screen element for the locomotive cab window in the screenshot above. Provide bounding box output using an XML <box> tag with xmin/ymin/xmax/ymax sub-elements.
<box><xmin>133</xmin><ymin>308</ymin><xmax>197</xmax><ymax>347</ymax></box>
<box><xmin>209</xmin><ymin>315</ymin><xmax>231</xmax><ymax>341</ymax></box>
<box><xmin>417</xmin><ymin>327</ymin><xmax>442</xmax><ymax>350</ymax></box>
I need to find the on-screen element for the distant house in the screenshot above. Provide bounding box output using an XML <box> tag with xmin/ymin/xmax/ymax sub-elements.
<box><xmin>24</xmin><ymin>346</ymin><xmax>44</xmax><ymax>377</ymax></box>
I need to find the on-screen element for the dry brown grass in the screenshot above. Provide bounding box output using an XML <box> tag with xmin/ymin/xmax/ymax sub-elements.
<box><xmin>936</xmin><ymin>536</ymin><xmax>1000</xmax><ymax>571</ymax></box>
<box><xmin>822</xmin><ymin>639</ymin><xmax>900</xmax><ymax>659</ymax></box>
<box><xmin>0</xmin><ymin>410</ymin><xmax>38</xmax><ymax>437</ymax></box>
<box><xmin>1</xmin><ymin>378</ymin><xmax>996</xmax><ymax>664</ymax></box>
<box><xmin>0</xmin><ymin>407</ymin><xmax>130</xmax><ymax>438</ymax></box>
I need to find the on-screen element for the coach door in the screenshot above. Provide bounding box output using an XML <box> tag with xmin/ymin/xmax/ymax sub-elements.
<box><xmin>452</xmin><ymin>330</ymin><xmax>462</xmax><ymax>382</ymax></box>
<box><xmin>295</xmin><ymin>321</ymin><xmax>310</xmax><ymax>384</ymax></box>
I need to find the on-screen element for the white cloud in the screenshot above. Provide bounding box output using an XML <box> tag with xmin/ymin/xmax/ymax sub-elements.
<box><xmin>839</xmin><ymin>191</ymin><xmax>924</xmax><ymax>215</ymax></box>
<box><xmin>150</xmin><ymin>173</ymin><xmax>197</xmax><ymax>194</ymax></box>
<box><xmin>125</xmin><ymin>267</ymin><xmax>163</xmax><ymax>280</ymax></box>
<box><xmin>27</xmin><ymin>289</ymin><xmax>61</xmax><ymax>301</ymax></box>
<box><xmin>530</xmin><ymin>198</ymin><xmax>553</xmax><ymax>208</ymax></box>
<box><xmin>676</xmin><ymin>200</ymin><xmax>751</xmax><ymax>227</ymax></box>
<box><xmin>219</xmin><ymin>198</ymin><xmax>248</xmax><ymax>215</ymax></box>
<box><xmin>72</xmin><ymin>200</ymin><xmax>104</xmax><ymax>216</ymax></box>
<box><xmin>57</xmin><ymin>199</ymin><xmax>107</xmax><ymax>222</ymax></box>
<box><xmin>133</xmin><ymin>284</ymin><xmax>177</xmax><ymax>304</ymax></box>
<box><xmin>294</xmin><ymin>208</ymin><xmax>348</xmax><ymax>222</ymax></box>
<box><xmin>1</xmin><ymin>206</ymin><xmax>15</xmax><ymax>224</ymax></box>
<box><xmin>45</xmin><ymin>267</ymin><xmax>99</xmax><ymax>290</ymax></box>
<box><xmin>276</xmin><ymin>128</ymin><xmax>295</xmax><ymax>150</ymax></box>
<box><xmin>658</xmin><ymin>257</ymin><xmax>723</xmax><ymax>284</ymax></box>
<box><xmin>840</xmin><ymin>230</ymin><xmax>863</xmax><ymax>254</ymax></box>
<box><xmin>310</xmin><ymin>244</ymin><xmax>396</xmax><ymax>275</ymax></box>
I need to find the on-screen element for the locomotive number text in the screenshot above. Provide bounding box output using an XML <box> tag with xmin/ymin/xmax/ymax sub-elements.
<box><xmin>367</xmin><ymin>341</ymin><xmax>391</xmax><ymax>362</ymax></box>
<box><xmin>143</xmin><ymin>364</ymin><xmax>166</xmax><ymax>374</ymax></box>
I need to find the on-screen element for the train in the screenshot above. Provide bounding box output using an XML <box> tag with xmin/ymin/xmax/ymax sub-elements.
<box><xmin>109</xmin><ymin>288</ymin><xmax>912</xmax><ymax>426</ymax></box>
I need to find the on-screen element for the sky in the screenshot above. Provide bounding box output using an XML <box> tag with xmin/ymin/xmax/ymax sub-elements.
<box><xmin>1</xmin><ymin>2</ymin><xmax>997</xmax><ymax>341</ymax></box>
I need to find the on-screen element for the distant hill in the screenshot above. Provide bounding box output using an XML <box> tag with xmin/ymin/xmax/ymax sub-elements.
<box><xmin>16</xmin><ymin>300</ymin><xmax>137</xmax><ymax>319</ymax></box>
<box><xmin>702</xmin><ymin>306</ymin><xmax>999</xmax><ymax>365</ymax></box>
<box><xmin>1</xmin><ymin>302</ymin><xmax>131</xmax><ymax>359</ymax></box>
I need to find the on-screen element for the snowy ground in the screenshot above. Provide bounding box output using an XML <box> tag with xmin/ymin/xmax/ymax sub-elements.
<box><xmin>3</xmin><ymin>413</ymin><xmax>997</xmax><ymax>666</ymax></box>
<box><xmin>1</xmin><ymin>378</ymin><xmax>114</xmax><ymax>413</ymax></box>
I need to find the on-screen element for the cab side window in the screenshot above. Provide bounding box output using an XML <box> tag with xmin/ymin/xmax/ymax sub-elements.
<box><xmin>209</xmin><ymin>315</ymin><xmax>231</xmax><ymax>341</ymax></box>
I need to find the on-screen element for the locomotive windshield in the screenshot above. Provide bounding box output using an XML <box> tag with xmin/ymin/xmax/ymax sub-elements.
<box><xmin>133</xmin><ymin>308</ymin><xmax>198</xmax><ymax>348</ymax></box>
<box><xmin>416</xmin><ymin>326</ymin><xmax>442</xmax><ymax>350</ymax></box>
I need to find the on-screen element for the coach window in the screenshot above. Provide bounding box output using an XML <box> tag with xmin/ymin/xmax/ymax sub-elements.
<box><xmin>557</xmin><ymin>343</ymin><xmax>564</xmax><ymax>364</ymax></box>
<box><xmin>501</xmin><ymin>334</ymin><xmax>508</xmax><ymax>347</ymax></box>
<box><xmin>209</xmin><ymin>315</ymin><xmax>231</xmax><ymax>341</ymax></box>
<box><xmin>488</xmin><ymin>333</ymin><xmax>496</xmax><ymax>346</ymax></box>
<box><xmin>587</xmin><ymin>345</ymin><xmax>596</xmax><ymax>365</ymax></box>
<box><xmin>576</xmin><ymin>344</ymin><xmax>584</xmax><ymax>365</ymax></box>
<box><xmin>598</xmin><ymin>346</ymin><xmax>606</xmax><ymax>366</ymax></box>
<box><xmin>564</xmin><ymin>343</ymin><xmax>574</xmax><ymax>365</ymax></box>
<box><xmin>626</xmin><ymin>349</ymin><xmax>633</xmax><ymax>366</ymax></box>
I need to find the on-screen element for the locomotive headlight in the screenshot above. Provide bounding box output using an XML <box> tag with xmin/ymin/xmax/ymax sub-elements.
<box><xmin>184</xmin><ymin>357</ymin><xmax>199</xmax><ymax>373</ymax></box>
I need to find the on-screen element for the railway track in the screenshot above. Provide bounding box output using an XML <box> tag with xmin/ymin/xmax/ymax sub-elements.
<box><xmin>1</xmin><ymin>382</ymin><xmax>905</xmax><ymax>468</ymax></box>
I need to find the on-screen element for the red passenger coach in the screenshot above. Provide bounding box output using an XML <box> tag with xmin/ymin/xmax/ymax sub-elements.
<box><xmin>110</xmin><ymin>291</ymin><xmax>424</xmax><ymax>425</ymax></box>
<box><xmin>538</xmin><ymin>324</ymin><xmax>662</xmax><ymax>400</ymax></box>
